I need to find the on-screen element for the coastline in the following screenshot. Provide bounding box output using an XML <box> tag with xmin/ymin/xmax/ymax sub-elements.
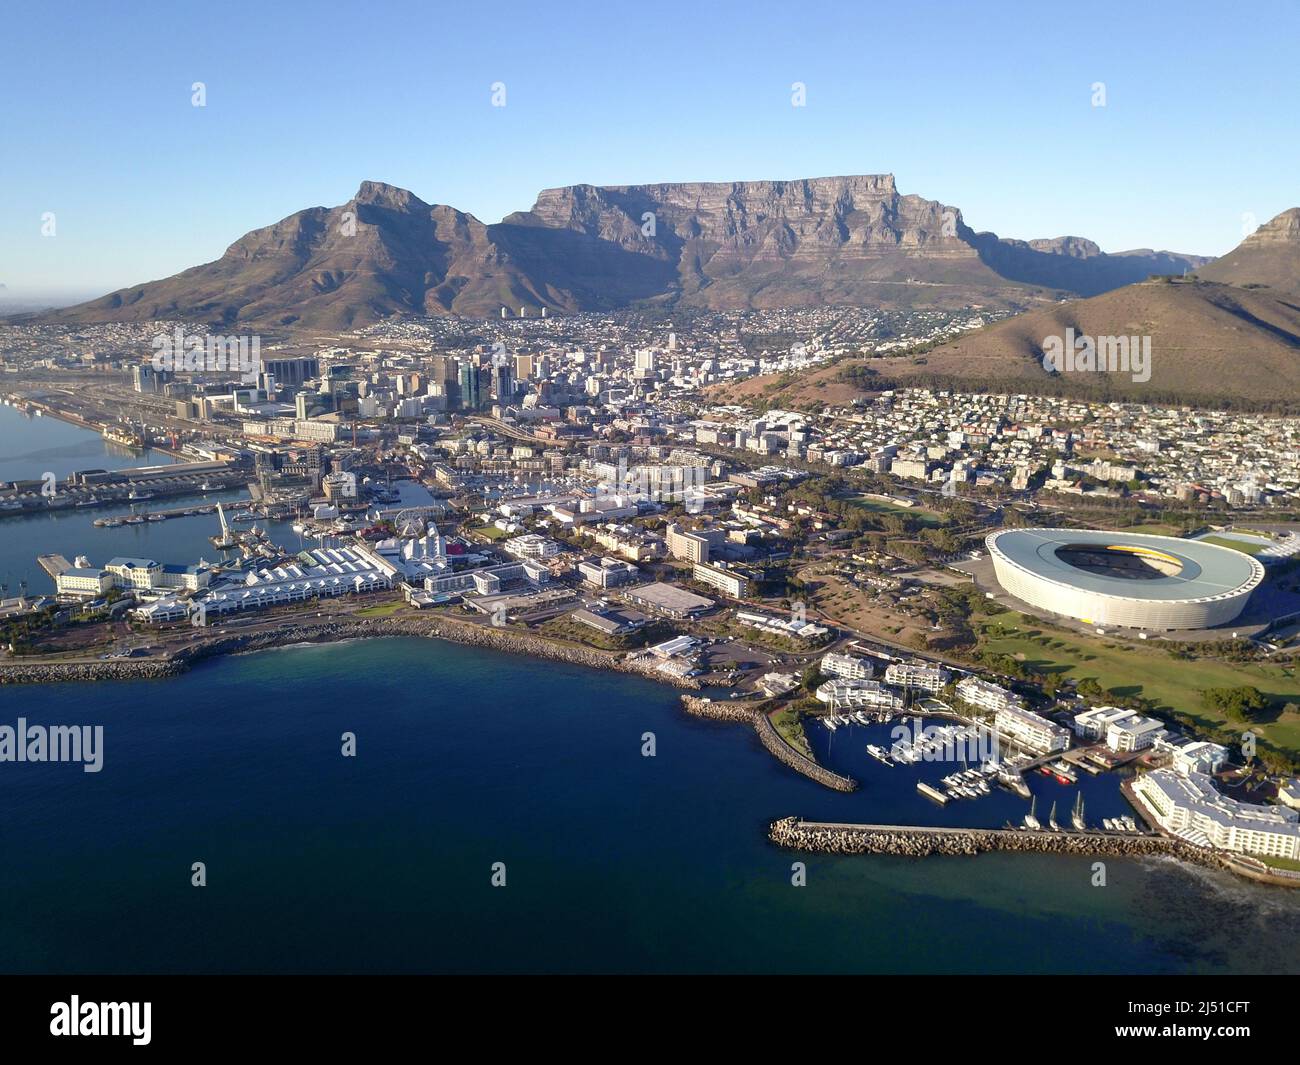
<box><xmin>0</xmin><ymin>615</ymin><xmax>703</xmax><ymax>690</ymax></box>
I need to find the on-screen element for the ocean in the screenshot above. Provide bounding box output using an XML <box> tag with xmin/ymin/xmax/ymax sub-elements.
<box><xmin>1</xmin><ymin>404</ymin><xmax>1298</xmax><ymax>973</ymax></box>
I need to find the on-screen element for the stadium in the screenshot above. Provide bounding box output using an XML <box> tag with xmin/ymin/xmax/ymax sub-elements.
<box><xmin>986</xmin><ymin>528</ymin><xmax>1265</xmax><ymax>631</ymax></box>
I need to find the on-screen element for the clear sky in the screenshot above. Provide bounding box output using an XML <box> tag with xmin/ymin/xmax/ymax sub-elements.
<box><xmin>3</xmin><ymin>0</ymin><xmax>1297</xmax><ymax>298</ymax></box>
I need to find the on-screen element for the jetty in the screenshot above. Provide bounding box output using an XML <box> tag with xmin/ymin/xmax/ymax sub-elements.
<box><xmin>768</xmin><ymin>816</ymin><xmax>1223</xmax><ymax>869</ymax></box>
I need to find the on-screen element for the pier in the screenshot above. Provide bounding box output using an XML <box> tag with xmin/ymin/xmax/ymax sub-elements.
<box><xmin>768</xmin><ymin>816</ymin><xmax>1222</xmax><ymax>868</ymax></box>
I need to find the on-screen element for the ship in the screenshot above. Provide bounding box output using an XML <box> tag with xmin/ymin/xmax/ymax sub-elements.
<box><xmin>1072</xmin><ymin>792</ymin><xmax>1087</xmax><ymax>832</ymax></box>
<box><xmin>102</xmin><ymin>424</ymin><xmax>146</xmax><ymax>448</ymax></box>
<box><xmin>1023</xmin><ymin>796</ymin><xmax>1041</xmax><ymax>831</ymax></box>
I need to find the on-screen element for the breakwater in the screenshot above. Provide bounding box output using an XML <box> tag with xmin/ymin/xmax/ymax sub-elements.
<box><xmin>769</xmin><ymin>817</ymin><xmax>1227</xmax><ymax>869</ymax></box>
<box><xmin>681</xmin><ymin>697</ymin><xmax>858</xmax><ymax>792</ymax></box>
<box><xmin>0</xmin><ymin>616</ymin><xmax>703</xmax><ymax>689</ymax></box>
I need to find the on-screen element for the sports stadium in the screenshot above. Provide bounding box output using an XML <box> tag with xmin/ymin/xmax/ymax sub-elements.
<box><xmin>986</xmin><ymin>528</ymin><xmax>1265</xmax><ymax>631</ymax></box>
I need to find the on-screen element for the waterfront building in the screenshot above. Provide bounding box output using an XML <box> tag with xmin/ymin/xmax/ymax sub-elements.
<box><xmin>815</xmin><ymin>678</ymin><xmax>905</xmax><ymax>712</ymax></box>
<box><xmin>1074</xmin><ymin>705</ymin><xmax>1167</xmax><ymax>752</ymax></box>
<box><xmin>956</xmin><ymin>676</ymin><xmax>1024</xmax><ymax>715</ymax></box>
<box><xmin>1134</xmin><ymin>769</ymin><xmax>1300</xmax><ymax>860</ymax></box>
<box><xmin>1168</xmin><ymin>740</ymin><xmax>1231</xmax><ymax>775</ymax></box>
<box><xmin>57</xmin><ymin>556</ymin><xmax>212</xmax><ymax>598</ymax></box>
<box><xmin>993</xmin><ymin>704</ymin><xmax>1070</xmax><ymax>754</ymax></box>
<box><xmin>821</xmin><ymin>651</ymin><xmax>872</xmax><ymax>681</ymax></box>
<box><xmin>884</xmin><ymin>662</ymin><xmax>949</xmax><ymax>693</ymax></box>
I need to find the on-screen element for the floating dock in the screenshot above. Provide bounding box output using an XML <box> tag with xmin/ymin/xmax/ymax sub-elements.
<box><xmin>916</xmin><ymin>781</ymin><xmax>949</xmax><ymax>805</ymax></box>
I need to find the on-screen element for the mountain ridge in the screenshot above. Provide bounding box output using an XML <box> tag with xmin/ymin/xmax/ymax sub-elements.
<box><xmin>32</xmin><ymin>175</ymin><xmax>1212</xmax><ymax>330</ymax></box>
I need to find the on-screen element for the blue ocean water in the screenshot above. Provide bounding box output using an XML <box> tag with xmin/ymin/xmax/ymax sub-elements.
<box><xmin>1</xmin><ymin>406</ymin><xmax>1299</xmax><ymax>973</ymax></box>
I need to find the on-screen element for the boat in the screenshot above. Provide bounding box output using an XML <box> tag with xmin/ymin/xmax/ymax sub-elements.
<box><xmin>1047</xmin><ymin>800</ymin><xmax>1060</xmax><ymax>832</ymax></box>
<box><xmin>1023</xmin><ymin>796</ymin><xmax>1041</xmax><ymax>831</ymax></box>
<box><xmin>865</xmin><ymin>744</ymin><xmax>894</xmax><ymax>767</ymax></box>
<box><xmin>75</xmin><ymin>497</ymin><xmax>100</xmax><ymax>507</ymax></box>
<box><xmin>147</xmin><ymin>514</ymin><xmax>165</xmax><ymax>522</ymax></box>
<box><xmin>823</xmin><ymin>717</ymin><xmax>838</xmax><ymax>732</ymax></box>
<box><xmin>1072</xmin><ymin>792</ymin><xmax>1086</xmax><ymax>832</ymax></box>
<box><xmin>1053</xmin><ymin>761</ymin><xmax>1078</xmax><ymax>784</ymax></box>
<box><xmin>124</xmin><ymin>515</ymin><xmax>145</xmax><ymax>525</ymax></box>
<box><xmin>127</xmin><ymin>489</ymin><xmax>153</xmax><ymax>501</ymax></box>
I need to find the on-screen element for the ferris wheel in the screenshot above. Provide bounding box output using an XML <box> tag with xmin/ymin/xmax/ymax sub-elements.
<box><xmin>395</xmin><ymin>509</ymin><xmax>427</xmax><ymax>537</ymax></box>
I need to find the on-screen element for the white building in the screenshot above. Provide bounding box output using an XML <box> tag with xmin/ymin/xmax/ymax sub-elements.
<box><xmin>815</xmin><ymin>678</ymin><xmax>905</xmax><ymax>712</ymax></box>
<box><xmin>1134</xmin><ymin>769</ymin><xmax>1300</xmax><ymax>860</ymax></box>
<box><xmin>821</xmin><ymin>651</ymin><xmax>872</xmax><ymax>681</ymax></box>
<box><xmin>956</xmin><ymin>676</ymin><xmax>1024</xmax><ymax>715</ymax></box>
<box><xmin>1075</xmin><ymin>705</ymin><xmax>1166</xmax><ymax>752</ymax></box>
<box><xmin>504</xmin><ymin>533</ymin><xmax>562</xmax><ymax>560</ymax></box>
<box><xmin>736</xmin><ymin>609</ymin><xmax>827</xmax><ymax>641</ymax></box>
<box><xmin>884</xmin><ymin>662</ymin><xmax>949</xmax><ymax>693</ymax></box>
<box><xmin>994</xmin><ymin>704</ymin><xmax>1070</xmax><ymax>754</ymax></box>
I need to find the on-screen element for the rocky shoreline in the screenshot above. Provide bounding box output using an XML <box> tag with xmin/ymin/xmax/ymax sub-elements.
<box><xmin>0</xmin><ymin>616</ymin><xmax>703</xmax><ymax>690</ymax></box>
<box><xmin>680</xmin><ymin>697</ymin><xmax>858</xmax><ymax>792</ymax></box>
<box><xmin>768</xmin><ymin>816</ymin><xmax>1228</xmax><ymax>870</ymax></box>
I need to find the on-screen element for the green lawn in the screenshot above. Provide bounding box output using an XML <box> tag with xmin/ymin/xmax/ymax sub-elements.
<box><xmin>848</xmin><ymin>495</ymin><xmax>946</xmax><ymax>527</ymax></box>
<box><xmin>1199</xmin><ymin>535</ymin><xmax>1267</xmax><ymax>555</ymax></box>
<box><xmin>354</xmin><ymin>600</ymin><xmax>408</xmax><ymax>618</ymax></box>
<box><xmin>974</xmin><ymin>612</ymin><xmax>1300</xmax><ymax>755</ymax></box>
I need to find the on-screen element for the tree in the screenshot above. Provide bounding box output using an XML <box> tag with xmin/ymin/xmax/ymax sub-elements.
<box><xmin>1201</xmin><ymin>685</ymin><xmax>1270</xmax><ymax>724</ymax></box>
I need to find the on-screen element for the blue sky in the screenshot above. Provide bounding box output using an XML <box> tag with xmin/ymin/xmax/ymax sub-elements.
<box><xmin>3</xmin><ymin>0</ymin><xmax>1297</xmax><ymax>297</ymax></box>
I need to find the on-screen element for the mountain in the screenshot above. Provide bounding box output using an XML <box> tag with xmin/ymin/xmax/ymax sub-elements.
<box><xmin>1196</xmin><ymin>208</ymin><xmax>1300</xmax><ymax>294</ymax></box>
<box><xmin>34</xmin><ymin>176</ymin><xmax>1209</xmax><ymax>330</ymax></box>
<box><xmin>738</xmin><ymin>208</ymin><xmax>1300</xmax><ymax>408</ymax></box>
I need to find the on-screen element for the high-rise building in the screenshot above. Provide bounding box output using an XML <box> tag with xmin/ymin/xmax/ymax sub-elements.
<box><xmin>491</xmin><ymin>363</ymin><xmax>514</xmax><ymax>401</ymax></box>
<box><xmin>458</xmin><ymin>360</ymin><xmax>481</xmax><ymax>411</ymax></box>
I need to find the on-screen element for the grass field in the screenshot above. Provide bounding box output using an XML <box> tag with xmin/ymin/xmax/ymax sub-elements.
<box><xmin>1199</xmin><ymin>535</ymin><xmax>1267</xmax><ymax>555</ymax></box>
<box><xmin>974</xmin><ymin>612</ymin><xmax>1300</xmax><ymax>755</ymax></box>
<box><xmin>354</xmin><ymin>600</ymin><xmax>408</xmax><ymax>618</ymax></box>
<box><xmin>848</xmin><ymin>495</ymin><xmax>946</xmax><ymax>527</ymax></box>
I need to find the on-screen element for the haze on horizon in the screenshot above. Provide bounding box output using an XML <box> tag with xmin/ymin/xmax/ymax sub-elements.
<box><xmin>3</xmin><ymin>0</ymin><xmax>1298</xmax><ymax>298</ymax></box>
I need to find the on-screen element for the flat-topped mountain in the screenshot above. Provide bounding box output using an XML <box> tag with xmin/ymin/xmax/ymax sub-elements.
<box><xmin>34</xmin><ymin>176</ymin><xmax>1210</xmax><ymax>330</ymax></box>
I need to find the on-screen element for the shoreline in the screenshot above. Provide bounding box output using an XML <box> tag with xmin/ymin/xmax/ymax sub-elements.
<box><xmin>0</xmin><ymin>615</ymin><xmax>703</xmax><ymax>690</ymax></box>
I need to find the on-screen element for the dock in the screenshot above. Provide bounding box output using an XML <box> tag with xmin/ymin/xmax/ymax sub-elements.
<box><xmin>37</xmin><ymin>554</ymin><xmax>72</xmax><ymax>579</ymax></box>
<box><xmin>916</xmin><ymin>781</ymin><xmax>949</xmax><ymax>805</ymax></box>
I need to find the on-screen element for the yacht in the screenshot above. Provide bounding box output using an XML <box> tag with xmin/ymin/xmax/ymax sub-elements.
<box><xmin>1023</xmin><ymin>796</ymin><xmax>1041</xmax><ymax>831</ymax></box>
<box><xmin>865</xmin><ymin>744</ymin><xmax>894</xmax><ymax>767</ymax></box>
<box><xmin>1071</xmin><ymin>792</ymin><xmax>1087</xmax><ymax>832</ymax></box>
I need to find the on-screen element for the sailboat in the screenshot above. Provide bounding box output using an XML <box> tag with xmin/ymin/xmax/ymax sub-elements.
<box><xmin>1047</xmin><ymin>800</ymin><xmax>1060</xmax><ymax>832</ymax></box>
<box><xmin>1072</xmin><ymin>792</ymin><xmax>1087</xmax><ymax>832</ymax></box>
<box><xmin>1023</xmin><ymin>795</ymin><xmax>1041</xmax><ymax>831</ymax></box>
